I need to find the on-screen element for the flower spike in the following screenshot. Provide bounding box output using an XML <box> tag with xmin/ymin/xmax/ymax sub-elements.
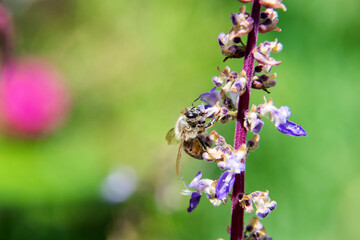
<box><xmin>170</xmin><ymin>1</ymin><xmax>307</xmax><ymax>238</ymax></box>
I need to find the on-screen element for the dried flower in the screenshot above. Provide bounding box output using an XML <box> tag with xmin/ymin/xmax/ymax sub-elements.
<box><xmin>244</xmin><ymin>105</ymin><xmax>264</xmax><ymax>133</ymax></box>
<box><xmin>259</xmin><ymin>0</ymin><xmax>286</xmax><ymax>11</ymax></box>
<box><xmin>254</xmin><ymin>63</ymin><xmax>273</xmax><ymax>74</ymax></box>
<box><xmin>209</xmin><ymin>67</ymin><xmax>248</xmax><ymax>111</ymax></box>
<box><xmin>209</xmin><ymin>130</ymin><xmax>227</xmax><ymax>145</ymax></box>
<box><xmin>259</xmin><ymin>9</ymin><xmax>281</xmax><ymax>33</ymax></box>
<box><xmin>259</xmin><ymin>0</ymin><xmax>287</xmax><ymax>11</ymax></box>
<box><xmin>238</xmin><ymin>193</ymin><xmax>254</xmax><ymax>213</ymax></box>
<box><xmin>252</xmin><ymin>73</ymin><xmax>277</xmax><ymax>93</ymax></box>
<box><xmin>203</xmin><ymin>140</ymin><xmax>247</xmax><ymax>171</ymax></box>
<box><xmin>250</xmin><ymin>191</ymin><xmax>277</xmax><ymax>218</ymax></box>
<box><xmin>218</xmin><ymin>33</ymin><xmax>246</xmax><ymax>61</ymax></box>
<box><xmin>253</xmin><ymin>39</ymin><xmax>282</xmax><ymax>67</ymax></box>
<box><xmin>229</xmin><ymin>6</ymin><xmax>254</xmax><ymax>40</ymax></box>
<box><xmin>239</xmin><ymin>190</ymin><xmax>277</xmax><ymax>218</ymax></box>
<box><xmin>230</xmin><ymin>70</ymin><xmax>248</xmax><ymax>95</ymax></box>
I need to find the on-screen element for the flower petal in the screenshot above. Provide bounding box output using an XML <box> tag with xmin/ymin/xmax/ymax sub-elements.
<box><xmin>216</xmin><ymin>171</ymin><xmax>235</xmax><ymax>200</ymax></box>
<box><xmin>188</xmin><ymin>171</ymin><xmax>202</xmax><ymax>188</ymax></box>
<box><xmin>226</xmin><ymin>155</ymin><xmax>246</xmax><ymax>174</ymax></box>
<box><xmin>199</xmin><ymin>87</ymin><xmax>220</xmax><ymax>106</ymax></box>
<box><xmin>253</xmin><ymin>51</ymin><xmax>281</xmax><ymax>66</ymax></box>
<box><xmin>252</xmin><ymin>119</ymin><xmax>264</xmax><ymax>133</ymax></box>
<box><xmin>277</xmin><ymin>120</ymin><xmax>307</xmax><ymax>136</ymax></box>
<box><xmin>256</xmin><ymin>208</ymin><xmax>271</xmax><ymax>218</ymax></box>
<box><xmin>187</xmin><ymin>192</ymin><xmax>201</xmax><ymax>212</ymax></box>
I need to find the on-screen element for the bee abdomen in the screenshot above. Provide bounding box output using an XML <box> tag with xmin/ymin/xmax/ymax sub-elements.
<box><xmin>184</xmin><ymin>139</ymin><xmax>205</xmax><ymax>160</ymax></box>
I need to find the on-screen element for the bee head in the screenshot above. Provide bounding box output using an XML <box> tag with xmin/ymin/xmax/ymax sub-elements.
<box><xmin>184</xmin><ymin>107</ymin><xmax>202</xmax><ymax>119</ymax></box>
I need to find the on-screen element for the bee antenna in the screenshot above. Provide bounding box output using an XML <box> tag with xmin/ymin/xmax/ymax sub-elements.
<box><xmin>192</xmin><ymin>97</ymin><xmax>200</xmax><ymax>107</ymax></box>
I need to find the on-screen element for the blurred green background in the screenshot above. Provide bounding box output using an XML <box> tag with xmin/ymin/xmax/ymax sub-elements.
<box><xmin>0</xmin><ymin>0</ymin><xmax>359</xmax><ymax>239</ymax></box>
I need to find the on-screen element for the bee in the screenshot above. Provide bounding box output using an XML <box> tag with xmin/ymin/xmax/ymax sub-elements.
<box><xmin>166</xmin><ymin>106</ymin><xmax>219</xmax><ymax>175</ymax></box>
<box><xmin>244</xmin><ymin>217</ymin><xmax>272</xmax><ymax>240</ymax></box>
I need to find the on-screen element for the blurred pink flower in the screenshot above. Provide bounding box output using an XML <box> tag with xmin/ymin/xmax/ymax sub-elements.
<box><xmin>0</xmin><ymin>58</ymin><xmax>70</xmax><ymax>137</ymax></box>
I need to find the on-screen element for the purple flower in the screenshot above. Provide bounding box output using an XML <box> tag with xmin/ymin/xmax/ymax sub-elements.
<box><xmin>253</xmin><ymin>51</ymin><xmax>281</xmax><ymax>66</ymax></box>
<box><xmin>267</xmin><ymin>201</ymin><xmax>277</xmax><ymax>211</ymax></box>
<box><xmin>187</xmin><ymin>192</ymin><xmax>201</xmax><ymax>212</ymax></box>
<box><xmin>199</xmin><ymin>87</ymin><xmax>220</xmax><ymax>106</ymax></box>
<box><xmin>218</xmin><ymin>33</ymin><xmax>226</xmax><ymax>46</ymax></box>
<box><xmin>212</xmin><ymin>76</ymin><xmax>223</xmax><ymax>87</ymax></box>
<box><xmin>277</xmin><ymin>120</ymin><xmax>307</xmax><ymax>136</ymax></box>
<box><xmin>226</xmin><ymin>155</ymin><xmax>246</xmax><ymax>174</ymax></box>
<box><xmin>216</xmin><ymin>171</ymin><xmax>235</xmax><ymax>200</ymax></box>
<box><xmin>182</xmin><ymin>172</ymin><xmax>217</xmax><ymax>212</ymax></box>
<box><xmin>257</xmin><ymin>208</ymin><xmax>271</xmax><ymax>218</ymax></box>
<box><xmin>250</xmin><ymin>190</ymin><xmax>278</xmax><ymax>218</ymax></box>
<box><xmin>188</xmin><ymin>171</ymin><xmax>204</xmax><ymax>191</ymax></box>
<box><xmin>252</xmin><ymin>118</ymin><xmax>264</xmax><ymax>133</ymax></box>
<box><xmin>230</xmin><ymin>13</ymin><xmax>238</xmax><ymax>26</ymax></box>
<box><xmin>258</xmin><ymin>99</ymin><xmax>307</xmax><ymax>137</ymax></box>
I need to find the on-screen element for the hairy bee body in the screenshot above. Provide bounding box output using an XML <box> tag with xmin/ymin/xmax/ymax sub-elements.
<box><xmin>166</xmin><ymin>107</ymin><xmax>218</xmax><ymax>175</ymax></box>
<box><xmin>174</xmin><ymin>115</ymin><xmax>202</xmax><ymax>141</ymax></box>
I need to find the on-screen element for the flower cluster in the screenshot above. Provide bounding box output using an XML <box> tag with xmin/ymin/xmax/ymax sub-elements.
<box><xmin>218</xmin><ymin>6</ymin><xmax>253</xmax><ymax>62</ymax></box>
<box><xmin>245</xmin><ymin>97</ymin><xmax>307</xmax><ymax>136</ymax></box>
<box><xmin>243</xmin><ymin>98</ymin><xmax>307</xmax><ymax>137</ymax></box>
<box><xmin>199</xmin><ymin>65</ymin><xmax>250</xmax><ymax>124</ymax></box>
<box><xmin>239</xmin><ymin>190</ymin><xmax>277</xmax><ymax>218</ymax></box>
<box><xmin>181</xmin><ymin>171</ymin><xmax>221</xmax><ymax>212</ymax></box>
<box><xmin>167</xmin><ymin>0</ymin><xmax>307</xmax><ymax>238</ymax></box>
<box><xmin>181</xmin><ymin>130</ymin><xmax>247</xmax><ymax>212</ymax></box>
<box><xmin>202</xmin><ymin>66</ymin><xmax>248</xmax><ymax>109</ymax></box>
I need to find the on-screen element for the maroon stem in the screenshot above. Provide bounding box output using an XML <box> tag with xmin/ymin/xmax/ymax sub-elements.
<box><xmin>230</xmin><ymin>1</ymin><xmax>261</xmax><ymax>240</ymax></box>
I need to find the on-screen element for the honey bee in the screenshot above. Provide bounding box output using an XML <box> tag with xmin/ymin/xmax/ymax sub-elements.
<box><xmin>244</xmin><ymin>217</ymin><xmax>272</xmax><ymax>240</ymax></box>
<box><xmin>166</xmin><ymin>107</ymin><xmax>219</xmax><ymax>175</ymax></box>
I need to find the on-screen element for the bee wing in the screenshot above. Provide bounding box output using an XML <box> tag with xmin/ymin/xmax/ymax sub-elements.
<box><xmin>176</xmin><ymin>135</ymin><xmax>185</xmax><ymax>176</ymax></box>
<box><xmin>166</xmin><ymin>128</ymin><xmax>179</xmax><ymax>145</ymax></box>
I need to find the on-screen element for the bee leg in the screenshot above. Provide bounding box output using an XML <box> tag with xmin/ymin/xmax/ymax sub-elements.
<box><xmin>203</xmin><ymin>114</ymin><xmax>220</xmax><ymax>129</ymax></box>
<box><xmin>196</xmin><ymin>136</ymin><xmax>208</xmax><ymax>150</ymax></box>
<box><xmin>239</xmin><ymin>37</ymin><xmax>245</xmax><ymax>46</ymax></box>
<box><xmin>262</xmin><ymin>86</ymin><xmax>271</xmax><ymax>94</ymax></box>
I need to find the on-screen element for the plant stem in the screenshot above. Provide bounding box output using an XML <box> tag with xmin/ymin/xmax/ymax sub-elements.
<box><xmin>230</xmin><ymin>1</ymin><xmax>261</xmax><ymax>240</ymax></box>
